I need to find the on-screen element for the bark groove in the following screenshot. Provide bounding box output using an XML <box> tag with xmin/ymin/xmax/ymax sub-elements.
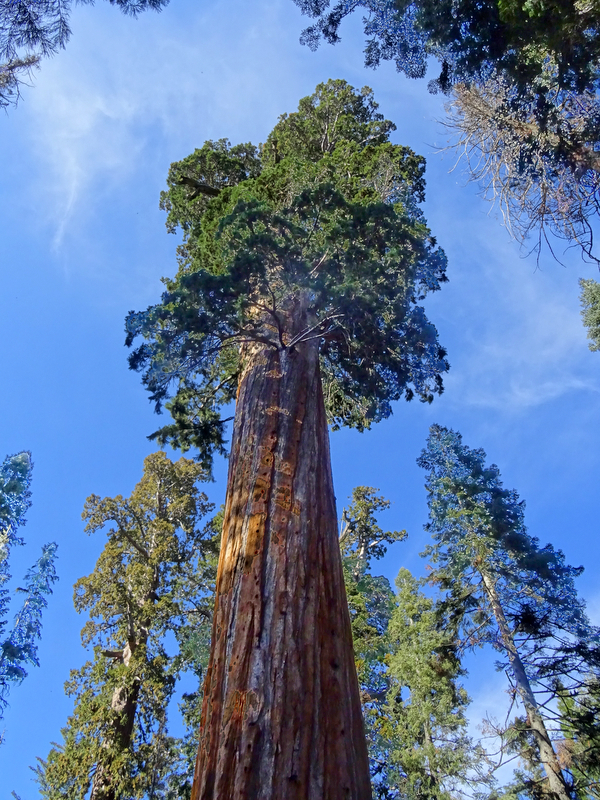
<box><xmin>192</xmin><ymin>307</ymin><xmax>371</xmax><ymax>800</ymax></box>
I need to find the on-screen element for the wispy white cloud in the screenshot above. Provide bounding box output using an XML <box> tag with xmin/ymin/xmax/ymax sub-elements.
<box><xmin>17</xmin><ymin>0</ymin><xmax>444</xmax><ymax>253</ymax></box>
<box><xmin>424</xmin><ymin>194</ymin><xmax>600</xmax><ymax>412</ymax></box>
<box><xmin>13</xmin><ymin>0</ymin><xmax>600</xmax><ymax>414</ymax></box>
<box><xmin>18</xmin><ymin>0</ymin><xmax>373</xmax><ymax>249</ymax></box>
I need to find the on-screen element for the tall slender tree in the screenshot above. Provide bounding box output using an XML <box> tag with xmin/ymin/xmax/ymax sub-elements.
<box><xmin>126</xmin><ymin>80</ymin><xmax>449</xmax><ymax>799</ymax></box>
<box><xmin>37</xmin><ymin>452</ymin><xmax>217</xmax><ymax>799</ymax></box>
<box><xmin>338</xmin><ymin>489</ymin><xmax>481</xmax><ymax>800</ymax></box>
<box><xmin>418</xmin><ymin>424</ymin><xmax>600</xmax><ymax>800</ymax></box>
<box><xmin>381</xmin><ymin>568</ymin><xmax>482</xmax><ymax>800</ymax></box>
<box><xmin>338</xmin><ymin>487</ymin><xmax>404</xmax><ymax>796</ymax></box>
<box><xmin>0</xmin><ymin>451</ymin><xmax>57</xmax><ymax>722</ymax></box>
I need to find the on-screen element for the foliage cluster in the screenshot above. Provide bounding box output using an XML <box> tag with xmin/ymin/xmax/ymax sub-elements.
<box><xmin>0</xmin><ymin>451</ymin><xmax>57</xmax><ymax>720</ymax></box>
<box><xmin>36</xmin><ymin>453</ymin><xmax>217</xmax><ymax>799</ymax></box>
<box><xmin>125</xmin><ymin>80</ymin><xmax>449</xmax><ymax>472</ymax></box>
<box><xmin>580</xmin><ymin>278</ymin><xmax>600</xmax><ymax>351</ymax></box>
<box><xmin>340</xmin><ymin>487</ymin><xmax>482</xmax><ymax>800</ymax></box>
<box><xmin>292</xmin><ymin>0</ymin><xmax>600</xmax><ymax>262</ymax></box>
<box><xmin>418</xmin><ymin>424</ymin><xmax>600</xmax><ymax>799</ymax></box>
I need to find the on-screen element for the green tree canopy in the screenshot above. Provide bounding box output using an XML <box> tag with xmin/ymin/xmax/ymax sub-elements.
<box><xmin>558</xmin><ymin>675</ymin><xmax>600</xmax><ymax>799</ymax></box>
<box><xmin>381</xmin><ymin>568</ymin><xmax>483</xmax><ymax>800</ymax></box>
<box><xmin>0</xmin><ymin>451</ymin><xmax>57</xmax><ymax>721</ymax></box>
<box><xmin>418</xmin><ymin>424</ymin><xmax>600</xmax><ymax>800</ymax></box>
<box><xmin>294</xmin><ymin>0</ymin><xmax>600</xmax><ymax>95</ymax></box>
<box><xmin>37</xmin><ymin>452</ymin><xmax>217</xmax><ymax>799</ymax></box>
<box><xmin>126</xmin><ymin>79</ymin><xmax>449</xmax><ymax>470</ymax></box>
<box><xmin>580</xmin><ymin>278</ymin><xmax>600</xmax><ymax>352</ymax></box>
<box><xmin>338</xmin><ymin>488</ymin><xmax>482</xmax><ymax>800</ymax></box>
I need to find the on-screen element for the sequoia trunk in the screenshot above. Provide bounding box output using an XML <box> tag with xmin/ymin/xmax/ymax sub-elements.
<box><xmin>191</xmin><ymin>301</ymin><xmax>372</xmax><ymax>800</ymax></box>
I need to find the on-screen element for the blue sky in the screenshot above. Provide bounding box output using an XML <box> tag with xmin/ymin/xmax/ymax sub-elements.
<box><xmin>1</xmin><ymin>0</ymin><xmax>600</xmax><ymax>795</ymax></box>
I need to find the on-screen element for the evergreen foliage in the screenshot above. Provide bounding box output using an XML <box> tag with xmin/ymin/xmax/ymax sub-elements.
<box><xmin>0</xmin><ymin>451</ymin><xmax>58</xmax><ymax>719</ymax></box>
<box><xmin>339</xmin><ymin>487</ymin><xmax>480</xmax><ymax>800</ymax></box>
<box><xmin>126</xmin><ymin>80</ymin><xmax>449</xmax><ymax>469</ymax></box>
<box><xmin>381</xmin><ymin>568</ymin><xmax>483</xmax><ymax>800</ymax></box>
<box><xmin>36</xmin><ymin>452</ymin><xmax>218</xmax><ymax>799</ymax></box>
<box><xmin>418</xmin><ymin>424</ymin><xmax>600</xmax><ymax>798</ymax></box>
<box><xmin>580</xmin><ymin>278</ymin><xmax>600</xmax><ymax>352</ymax></box>
<box><xmin>292</xmin><ymin>0</ymin><xmax>600</xmax><ymax>96</ymax></box>
<box><xmin>558</xmin><ymin>676</ymin><xmax>600</xmax><ymax>799</ymax></box>
<box><xmin>0</xmin><ymin>0</ymin><xmax>168</xmax><ymax>109</ymax></box>
<box><xmin>339</xmin><ymin>486</ymin><xmax>405</xmax><ymax>795</ymax></box>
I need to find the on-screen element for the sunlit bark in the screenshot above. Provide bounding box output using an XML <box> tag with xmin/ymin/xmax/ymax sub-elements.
<box><xmin>192</xmin><ymin>298</ymin><xmax>372</xmax><ymax>800</ymax></box>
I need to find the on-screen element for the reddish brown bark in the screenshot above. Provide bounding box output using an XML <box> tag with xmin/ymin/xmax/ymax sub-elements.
<box><xmin>191</xmin><ymin>301</ymin><xmax>372</xmax><ymax>800</ymax></box>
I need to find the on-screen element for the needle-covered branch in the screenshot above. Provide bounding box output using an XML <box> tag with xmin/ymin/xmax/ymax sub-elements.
<box><xmin>0</xmin><ymin>451</ymin><xmax>57</xmax><ymax>717</ymax></box>
<box><xmin>291</xmin><ymin>1</ymin><xmax>600</xmax><ymax>262</ymax></box>
<box><xmin>418</xmin><ymin>424</ymin><xmax>600</xmax><ymax>799</ymax></box>
<box><xmin>0</xmin><ymin>0</ymin><xmax>168</xmax><ymax>110</ymax></box>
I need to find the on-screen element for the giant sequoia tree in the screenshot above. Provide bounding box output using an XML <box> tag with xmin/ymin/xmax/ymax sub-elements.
<box><xmin>418</xmin><ymin>424</ymin><xmax>600</xmax><ymax>800</ymax></box>
<box><xmin>127</xmin><ymin>80</ymin><xmax>448</xmax><ymax>799</ymax></box>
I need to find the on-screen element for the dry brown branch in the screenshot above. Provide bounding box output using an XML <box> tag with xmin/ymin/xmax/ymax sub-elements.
<box><xmin>440</xmin><ymin>78</ymin><xmax>600</xmax><ymax>264</ymax></box>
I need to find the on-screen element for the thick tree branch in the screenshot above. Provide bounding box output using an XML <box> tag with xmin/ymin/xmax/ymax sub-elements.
<box><xmin>118</xmin><ymin>514</ymin><xmax>151</xmax><ymax>561</ymax></box>
<box><xmin>177</xmin><ymin>175</ymin><xmax>221</xmax><ymax>199</ymax></box>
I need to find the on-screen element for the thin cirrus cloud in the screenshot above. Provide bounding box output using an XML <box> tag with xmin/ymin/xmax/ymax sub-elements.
<box><xmin>17</xmin><ymin>0</ymin><xmax>335</xmax><ymax>249</ymax></box>
<box><xmin>426</xmin><ymin>211</ymin><xmax>600</xmax><ymax>412</ymax></box>
<box><xmin>8</xmin><ymin>2</ymin><xmax>599</xmax><ymax>419</ymax></box>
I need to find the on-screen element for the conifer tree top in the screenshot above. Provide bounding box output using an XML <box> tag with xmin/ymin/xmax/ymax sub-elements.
<box><xmin>418</xmin><ymin>424</ymin><xmax>596</xmax><ymax>649</ymax></box>
<box><xmin>126</xmin><ymin>81</ymin><xmax>449</xmax><ymax>470</ymax></box>
<box><xmin>0</xmin><ymin>451</ymin><xmax>33</xmax><ymax>544</ymax></box>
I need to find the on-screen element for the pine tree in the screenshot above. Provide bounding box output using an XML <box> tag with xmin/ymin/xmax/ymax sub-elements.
<box><xmin>338</xmin><ymin>489</ymin><xmax>480</xmax><ymax>800</ymax></box>
<box><xmin>558</xmin><ymin>676</ymin><xmax>600</xmax><ymax>799</ymax></box>
<box><xmin>37</xmin><ymin>452</ymin><xmax>217</xmax><ymax>799</ymax></box>
<box><xmin>338</xmin><ymin>487</ymin><xmax>404</xmax><ymax>796</ymax></box>
<box><xmin>381</xmin><ymin>568</ymin><xmax>483</xmax><ymax>800</ymax></box>
<box><xmin>0</xmin><ymin>451</ymin><xmax>57</xmax><ymax>723</ymax></box>
<box><xmin>417</xmin><ymin>424</ymin><xmax>600</xmax><ymax>800</ymax></box>
<box><xmin>126</xmin><ymin>79</ymin><xmax>449</xmax><ymax>799</ymax></box>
